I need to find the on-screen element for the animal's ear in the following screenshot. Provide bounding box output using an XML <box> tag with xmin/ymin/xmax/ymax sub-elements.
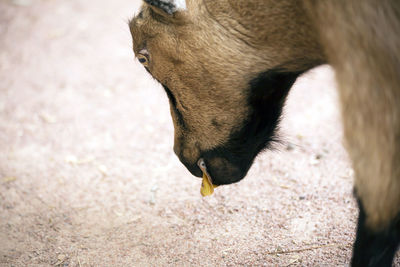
<box><xmin>144</xmin><ymin>0</ymin><xmax>187</xmax><ymax>15</ymax></box>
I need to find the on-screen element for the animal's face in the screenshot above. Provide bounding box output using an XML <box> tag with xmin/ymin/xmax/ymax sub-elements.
<box><xmin>129</xmin><ymin>0</ymin><xmax>323</xmax><ymax>185</ymax></box>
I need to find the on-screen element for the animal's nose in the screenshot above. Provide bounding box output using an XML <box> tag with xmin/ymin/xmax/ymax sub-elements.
<box><xmin>173</xmin><ymin>144</ymin><xmax>203</xmax><ymax>177</ymax></box>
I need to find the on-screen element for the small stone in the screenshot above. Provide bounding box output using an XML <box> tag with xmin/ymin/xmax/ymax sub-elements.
<box><xmin>149</xmin><ymin>194</ymin><xmax>156</xmax><ymax>205</ymax></box>
<box><xmin>150</xmin><ymin>184</ymin><xmax>159</xmax><ymax>192</ymax></box>
<box><xmin>12</xmin><ymin>0</ymin><xmax>32</xmax><ymax>6</ymax></box>
<box><xmin>2</xmin><ymin>176</ymin><xmax>17</xmax><ymax>183</ymax></box>
<box><xmin>310</xmin><ymin>155</ymin><xmax>320</xmax><ymax>165</ymax></box>
<box><xmin>40</xmin><ymin>113</ymin><xmax>57</xmax><ymax>124</ymax></box>
<box><xmin>286</xmin><ymin>143</ymin><xmax>295</xmax><ymax>151</ymax></box>
<box><xmin>97</xmin><ymin>165</ymin><xmax>108</xmax><ymax>176</ymax></box>
<box><xmin>65</xmin><ymin>155</ymin><xmax>78</xmax><ymax>164</ymax></box>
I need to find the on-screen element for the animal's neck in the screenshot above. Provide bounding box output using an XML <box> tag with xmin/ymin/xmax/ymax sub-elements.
<box><xmin>200</xmin><ymin>0</ymin><xmax>326</xmax><ymax>72</ymax></box>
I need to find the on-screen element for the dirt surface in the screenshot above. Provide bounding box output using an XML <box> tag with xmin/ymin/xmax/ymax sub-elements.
<box><xmin>1</xmin><ymin>0</ymin><xmax>399</xmax><ymax>266</ymax></box>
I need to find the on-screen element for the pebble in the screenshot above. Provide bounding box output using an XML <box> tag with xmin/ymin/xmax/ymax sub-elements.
<box><xmin>286</xmin><ymin>143</ymin><xmax>295</xmax><ymax>151</ymax></box>
<box><xmin>12</xmin><ymin>0</ymin><xmax>32</xmax><ymax>6</ymax></box>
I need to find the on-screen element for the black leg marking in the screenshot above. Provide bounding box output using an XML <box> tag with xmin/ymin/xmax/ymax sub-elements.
<box><xmin>352</xmin><ymin>197</ymin><xmax>400</xmax><ymax>267</ymax></box>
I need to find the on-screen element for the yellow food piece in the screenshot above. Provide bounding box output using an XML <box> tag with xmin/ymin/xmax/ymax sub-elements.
<box><xmin>200</xmin><ymin>173</ymin><xmax>218</xmax><ymax>197</ymax></box>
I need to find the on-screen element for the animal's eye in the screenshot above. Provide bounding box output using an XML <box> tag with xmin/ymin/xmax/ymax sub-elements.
<box><xmin>137</xmin><ymin>54</ymin><xmax>149</xmax><ymax>67</ymax></box>
<box><xmin>137</xmin><ymin>49</ymin><xmax>149</xmax><ymax>67</ymax></box>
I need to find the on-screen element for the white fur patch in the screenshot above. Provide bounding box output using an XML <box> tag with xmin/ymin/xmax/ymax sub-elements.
<box><xmin>159</xmin><ymin>0</ymin><xmax>186</xmax><ymax>12</ymax></box>
<box><xmin>172</xmin><ymin>0</ymin><xmax>186</xmax><ymax>11</ymax></box>
<box><xmin>145</xmin><ymin>0</ymin><xmax>187</xmax><ymax>14</ymax></box>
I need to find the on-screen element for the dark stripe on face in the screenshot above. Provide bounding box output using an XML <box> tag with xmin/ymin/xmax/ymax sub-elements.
<box><xmin>162</xmin><ymin>84</ymin><xmax>176</xmax><ymax>106</ymax></box>
<box><xmin>141</xmin><ymin>65</ymin><xmax>187</xmax><ymax>128</ymax></box>
<box><xmin>162</xmin><ymin>84</ymin><xmax>186</xmax><ymax>129</ymax></box>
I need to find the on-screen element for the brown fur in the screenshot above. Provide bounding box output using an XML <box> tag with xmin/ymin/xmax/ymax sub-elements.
<box><xmin>303</xmin><ymin>0</ymin><xmax>400</xmax><ymax>230</ymax></box>
<box><xmin>129</xmin><ymin>0</ymin><xmax>400</xmax><ymax>234</ymax></box>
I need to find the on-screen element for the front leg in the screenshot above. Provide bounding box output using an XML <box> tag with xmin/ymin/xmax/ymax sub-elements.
<box><xmin>352</xmin><ymin>196</ymin><xmax>400</xmax><ymax>267</ymax></box>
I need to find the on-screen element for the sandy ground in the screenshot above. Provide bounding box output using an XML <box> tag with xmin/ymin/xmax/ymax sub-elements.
<box><xmin>1</xmin><ymin>0</ymin><xmax>399</xmax><ymax>266</ymax></box>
